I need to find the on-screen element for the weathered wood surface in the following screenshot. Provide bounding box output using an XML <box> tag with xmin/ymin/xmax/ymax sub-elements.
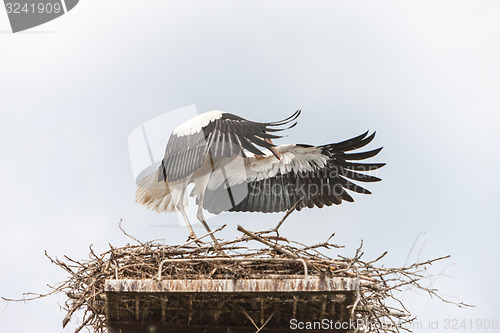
<box><xmin>105</xmin><ymin>277</ymin><xmax>357</xmax><ymax>294</ymax></box>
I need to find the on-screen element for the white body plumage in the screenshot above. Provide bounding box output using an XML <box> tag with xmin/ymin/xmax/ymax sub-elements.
<box><xmin>136</xmin><ymin>144</ymin><xmax>329</xmax><ymax>213</ymax></box>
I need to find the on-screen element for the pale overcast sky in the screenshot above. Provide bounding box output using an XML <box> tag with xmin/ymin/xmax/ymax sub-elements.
<box><xmin>1</xmin><ymin>1</ymin><xmax>499</xmax><ymax>332</ymax></box>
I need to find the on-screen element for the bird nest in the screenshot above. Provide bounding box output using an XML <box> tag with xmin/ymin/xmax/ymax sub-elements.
<box><xmin>4</xmin><ymin>209</ymin><xmax>468</xmax><ymax>333</ymax></box>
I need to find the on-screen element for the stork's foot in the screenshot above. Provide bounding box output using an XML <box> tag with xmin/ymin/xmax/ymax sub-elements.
<box><xmin>198</xmin><ymin>220</ymin><xmax>225</xmax><ymax>256</ymax></box>
<box><xmin>212</xmin><ymin>240</ymin><xmax>226</xmax><ymax>256</ymax></box>
<box><xmin>187</xmin><ymin>232</ymin><xmax>205</xmax><ymax>246</ymax></box>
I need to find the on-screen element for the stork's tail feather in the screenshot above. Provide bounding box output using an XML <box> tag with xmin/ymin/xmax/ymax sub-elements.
<box><xmin>136</xmin><ymin>172</ymin><xmax>175</xmax><ymax>213</ymax></box>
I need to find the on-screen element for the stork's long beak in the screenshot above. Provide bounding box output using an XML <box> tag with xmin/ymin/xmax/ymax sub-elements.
<box><xmin>265</xmin><ymin>139</ymin><xmax>280</xmax><ymax>160</ymax></box>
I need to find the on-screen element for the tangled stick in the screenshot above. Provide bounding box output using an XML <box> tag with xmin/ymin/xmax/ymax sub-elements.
<box><xmin>2</xmin><ymin>213</ymin><xmax>471</xmax><ymax>333</ymax></box>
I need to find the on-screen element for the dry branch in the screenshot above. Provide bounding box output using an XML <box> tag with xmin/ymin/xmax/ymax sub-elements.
<box><xmin>1</xmin><ymin>215</ymin><xmax>470</xmax><ymax>333</ymax></box>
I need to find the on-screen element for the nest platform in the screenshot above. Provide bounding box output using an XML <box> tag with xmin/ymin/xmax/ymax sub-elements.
<box><xmin>104</xmin><ymin>257</ymin><xmax>357</xmax><ymax>332</ymax></box>
<box><xmin>22</xmin><ymin>217</ymin><xmax>460</xmax><ymax>333</ymax></box>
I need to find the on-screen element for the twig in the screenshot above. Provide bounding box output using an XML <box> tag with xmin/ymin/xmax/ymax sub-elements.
<box><xmin>175</xmin><ymin>224</ymin><xmax>227</xmax><ymax>249</ymax></box>
<box><xmin>237</xmin><ymin>225</ymin><xmax>299</xmax><ymax>259</ymax></box>
<box><xmin>367</xmin><ymin>251</ymin><xmax>388</xmax><ymax>265</ymax></box>
<box><xmin>405</xmin><ymin>231</ymin><xmax>425</xmax><ymax>267</ymax></box>
<box><xmin>272</xmin><ymin>197</ymin><xmax>304</xmax><ymax>233</ymax></box>
<box><xmin>118</xmin><ymin>219</ymin><xmax>144</xmax><ymax>245</ymax></box>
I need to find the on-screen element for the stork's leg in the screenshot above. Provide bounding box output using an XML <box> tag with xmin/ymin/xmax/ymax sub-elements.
<box><xmin>264</xmin><ymin>138</ymin><xmax>280</xmax><ymax>160</ymax></box>
<box><xmin>196</xmin><ymin>204</ymin><xmax>218</xmax><ymax>244</ymax></box>
<box><xmin>192</xmin><ymin>171</ymin><xmax>219</xmax><ymax>244</ymax></box>
<box><xmin>191</xmin><ymin>168</ymin><xmax>224</xmax><ymax>253</ymax></box>
<box><xmin>195</xmin><ymin>191</ymin><xmax>226</xmax><ymax>255</ymax></box>
<box><xmin>175</xmin><ymin>201</ymin><xmax>197</xmax><ymax>240</ymax></box>
<box><xmin>196</xmin><ymin>206</ymin><xmax>225</xmax><ymax>255</ymax></box>
<box><xmin>174</xmin><ymin>180</ymin><xmax>200</xmax><ymax>241</ymax></box>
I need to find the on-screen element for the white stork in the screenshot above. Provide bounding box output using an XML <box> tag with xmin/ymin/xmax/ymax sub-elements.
<box><xmin>136</xmin><ymin>110</ymin><xmax>385</xmax><ymax>242</ymax></box>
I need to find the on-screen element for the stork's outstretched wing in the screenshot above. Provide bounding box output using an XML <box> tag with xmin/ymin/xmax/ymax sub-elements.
<box><xmin>203</xmin><ymin>131</ymin><xmax>385</xmax><ymax>214</ymax></box>
<box><xmin>158</xmin><ymin>110</ymin><xmax>301</xmax><ymax>182</ymax></box>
